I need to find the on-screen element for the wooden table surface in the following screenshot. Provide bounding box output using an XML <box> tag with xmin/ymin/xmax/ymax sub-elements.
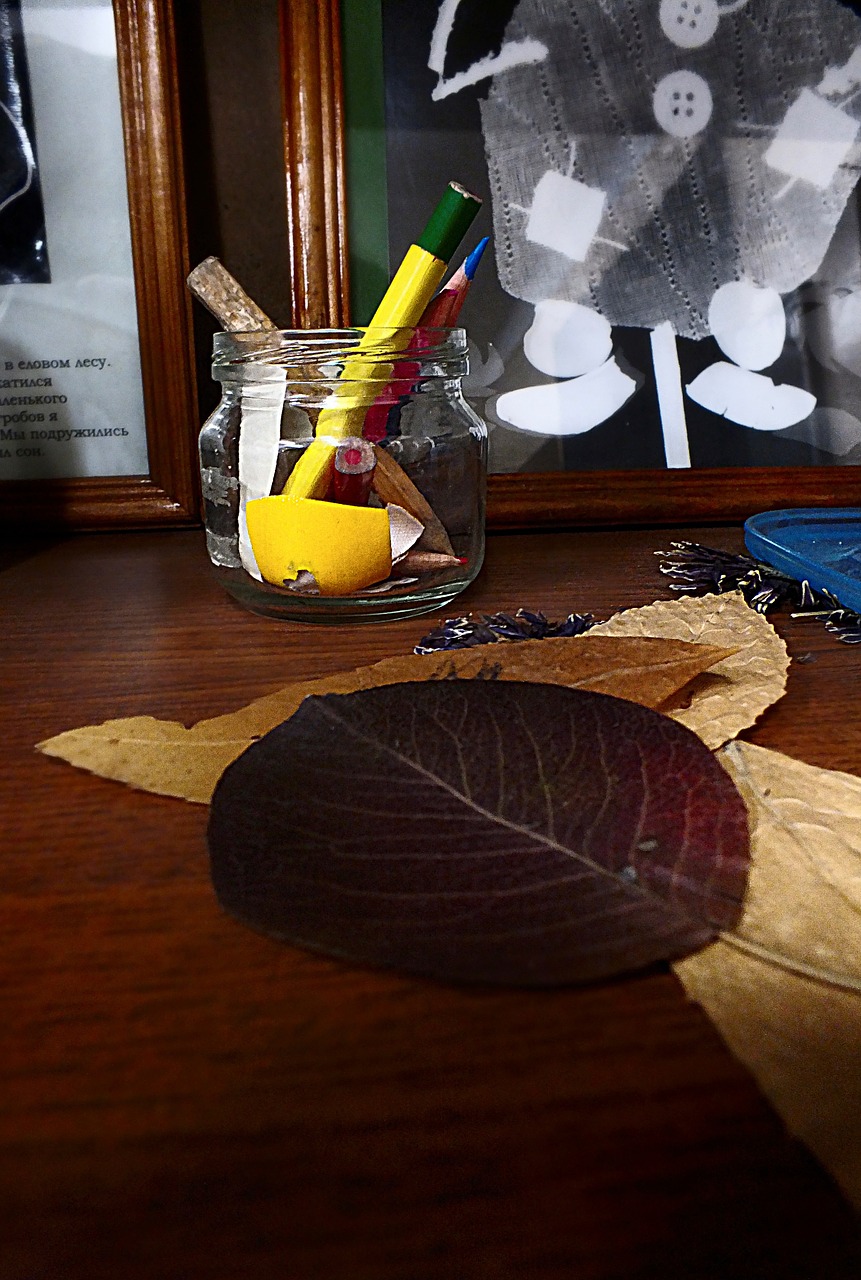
<box><xmin>2</xmin><ymin>526</ymin><xmax>860</xmax><ymax>1279</ymax></box>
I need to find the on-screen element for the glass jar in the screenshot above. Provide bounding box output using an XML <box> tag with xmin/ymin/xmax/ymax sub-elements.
<box><xmin>199</xmin><ymin>327</ymin><xmax>487</xmax><ymax>621</ymax></box>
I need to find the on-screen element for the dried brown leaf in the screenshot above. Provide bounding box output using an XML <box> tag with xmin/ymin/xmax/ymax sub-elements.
<box><xmin>38</xmin><ymin>634</ymin><xmax>733</xmax><ymax>804</ymax></box>
<box><xmin>590</xmin><ymin>591</ymin><xmax>788</xmax><ymax>748</ymax></box>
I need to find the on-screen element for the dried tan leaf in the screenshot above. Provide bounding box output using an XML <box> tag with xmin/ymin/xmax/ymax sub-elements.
<box><xmin>675</xmin><ymin>739</ymin><xmax>861</xmax><ymax>1210</ymax></box>
<box><xmin>590</xmin><ymin>591</ymin><xmax>788</xmax><ymax>748</ymax></box>
<box><xmin>38</xmin><ymin>635</ymin><xmax>733</xmax><ymax>804</ymax></box>
<box><xmin>718</xmin><ymin>740</ymin><xmax>861</xmax><ymax>989</ymax></box>
<box><xmin>674</xmin><ymin>942</ymin><xmax>861</xmax><ymax>1211</ymax></box>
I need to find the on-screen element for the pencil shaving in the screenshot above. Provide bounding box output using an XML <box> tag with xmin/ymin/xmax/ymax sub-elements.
<box><xmin>391</xmin><ymin>551</ymin><xmax>464</xmax><ymax>577</ymax></box>
<box><xmin>371</xmin><ymin>445</ymin><xmax>456</xmax><ymax>556</ymax></box>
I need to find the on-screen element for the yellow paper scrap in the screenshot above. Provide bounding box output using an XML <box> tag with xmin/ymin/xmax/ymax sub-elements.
<box><xmin>245</xmin><ymin>494</ymin><xmax>392</xmax><ymax>595</ymax></box>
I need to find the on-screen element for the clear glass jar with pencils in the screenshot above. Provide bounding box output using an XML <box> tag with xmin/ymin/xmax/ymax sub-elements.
<box><xmin>199</xmin><ymin>325</ymin><xmax>487</xmax><ymax>621</ymax></box>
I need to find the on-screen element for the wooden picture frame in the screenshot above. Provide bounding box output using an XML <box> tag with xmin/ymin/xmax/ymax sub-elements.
<box><xmin>0</xmin><ymin>0</ymin><xmax>198</xmax><ymax>530</ymax></box>
<box><xmin>282</xmin><ymin>0</ymin><xmax>861</xmax><ymax>530</ymax></box>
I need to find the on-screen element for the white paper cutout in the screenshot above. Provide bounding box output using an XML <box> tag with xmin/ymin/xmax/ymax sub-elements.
<box><xmin>818</xmin><ymin>45</ymin><xmax>861</xmax><ymax>97</ymax></box>
<box><xmin>697</xmin><ymin>283</ymin><xmax>812</xmax><ymax>426</ymax></box>
<box><xmin>426</xmin><ymin>0</ymin><xmax>459</xmax><ymax>77</ymax></box>
<box><xmin>387</xmin><ymin>504</ymin><xmax>424</xmax><ymax>561</ymax></box>
<box><xmin>782</xmin><ymin>405</ymin><xmax>861</xmax><ymax>455</ymax></box>
<box><xmin>687</xmin><ymin>362</ymin><xmax>816</xmax><ymax>429</ymax></box>
<box><xmin>238</xmin><ymin>369</ymin><xmax>287</xmax><ymax>579</ymax></box>
<box><xmin>651</xmin><ymin>321</ymin><xmax>691</xmax><ymax>466</ymax></box>
<box><xmin>524</xmin><ymin>170</ymin><xmax>607</xmax><ymax>262</ymax></box>
<box><xmin>708</xmin><ymin>281</ymin><xmax>786</xmax><ymax>370</ymax></box>
<box><xmin>428</xmin><ymin>0</ymin><xmax>546</xmax><ymax>101</ymax></box>
<box><xmin>765</xmin><ymin>88</ymin><xmax>860</xmax><ymax>189</ymax></box>
<box><xmin>462</xmin><ymin>338</ymin><xmax>505</xmax><ymax>393</ymax></box>
<box><xmin>653</xmin><ymin>71</ymin><xmax>714</xmax><ymax>138</ymax></box>
<box><xmin>495</xmin><ymin>357</ymin><xmax>637</xmax><ymax>435</ymax></box>
<box><xmin>514</xmin><ymin>298</ymin><xmax>632</xmax><ymax>437</ymax></box>
<box><xmin>523</xmin><ymin>300</ymin><xmax>613</xmax><ymax>377</ymax></box>
<box><xmin>807</xmin><ymin>288</ymin><xmax>861</xmax><ymax>376</ymax></box>
<box><xmin>431</xmin><ymin>43</ymin><xmax>548</xmax><ymax>101</ymax></box>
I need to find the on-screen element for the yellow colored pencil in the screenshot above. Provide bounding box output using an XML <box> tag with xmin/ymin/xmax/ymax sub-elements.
<box><xmin>283</xmin><ymin>182</ymin><xmax>482</xmax><ymax>499</ymax></box>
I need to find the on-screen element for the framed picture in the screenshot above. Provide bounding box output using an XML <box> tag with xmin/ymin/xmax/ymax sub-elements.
<box><xmin>0</xmin><ymin>0</ymin><xmax>198</xmax><ymax>530</ymax></box>
<box><xmin>286</xmin><ymin>0</ymin><xmax>861</xmax><ymax>527</ymax></box>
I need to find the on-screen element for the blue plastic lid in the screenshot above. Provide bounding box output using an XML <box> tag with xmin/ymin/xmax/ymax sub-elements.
<box><xmin>743</xmin><ymin>508</ymin><xmax>861</xmax><ymax>613</ymax></box>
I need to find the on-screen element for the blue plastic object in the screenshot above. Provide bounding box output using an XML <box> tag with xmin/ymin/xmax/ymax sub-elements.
<box><xmin>744</xmin><ymin>508</ymin><xmax>861</xmax><ymax>614</ymax></box>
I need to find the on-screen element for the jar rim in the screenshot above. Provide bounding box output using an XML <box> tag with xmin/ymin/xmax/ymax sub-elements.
<box><xmin>211</xmin><ymin>325</ymin><xmax>468</xmax><ymax>367</ymax></box>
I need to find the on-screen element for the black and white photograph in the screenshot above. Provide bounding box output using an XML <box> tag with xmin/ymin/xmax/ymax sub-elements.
<box><xmin>374</xmin><ymin>0</ymin><xmax>861</xmax><ymax>474</ymax></box>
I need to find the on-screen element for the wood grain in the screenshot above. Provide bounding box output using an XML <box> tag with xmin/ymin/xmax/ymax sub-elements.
<box><xmin>279</xmin><ymin>0</ymin><xmax>349</xmax><ymax>328</ymax></box>
<box><xmin>487</xmin><ymin>466</ymin><xmax>861</xmax><ymax>529</ymax></box>
<box><xmin>2</xmin><ymin>526</ymin><xmax>861</xmax><ymax>1277</ymax></box>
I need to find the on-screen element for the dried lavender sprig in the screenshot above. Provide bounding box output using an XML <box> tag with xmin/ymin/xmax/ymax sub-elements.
<box><xmin>414</xmin><ymin>608</ymin><xmax>595</xmax><ymax>655</ymax></box>
<box><xmin>657</xmin><ymin>541</ymin><xmax>802</xmax><ymax>612</ymax></box>
<box><xmin>657</xmin><ymin>540</ymin><xmax>861</xmax><ymax>643</ymax></box>
<box><xmin>824</xmin><ymin>610</ymin><xmax>861</xmax><ymax>643</ymax></box>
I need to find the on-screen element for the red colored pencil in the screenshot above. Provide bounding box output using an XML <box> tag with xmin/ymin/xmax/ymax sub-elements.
<box><xmin>418</xmin><ymin>236</ymin><xmax>489</xmax><ymax>329</ymax></box>
<box><xmin>363</xmin><ymin>237</ymin><xmax>490</xmax><ymax>441</ymax></box>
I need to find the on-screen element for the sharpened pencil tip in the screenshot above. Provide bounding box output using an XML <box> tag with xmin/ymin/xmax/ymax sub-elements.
<box><xmin>464</xmin><ymin>236</ymin><xmax>490</xmax><ymax>280</ymax></box>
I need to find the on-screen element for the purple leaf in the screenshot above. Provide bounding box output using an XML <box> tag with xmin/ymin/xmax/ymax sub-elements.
<box><xmin>208</xmin><ymin>682</ymin><xmax>750</xmax><ymax>986</ymax></box>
